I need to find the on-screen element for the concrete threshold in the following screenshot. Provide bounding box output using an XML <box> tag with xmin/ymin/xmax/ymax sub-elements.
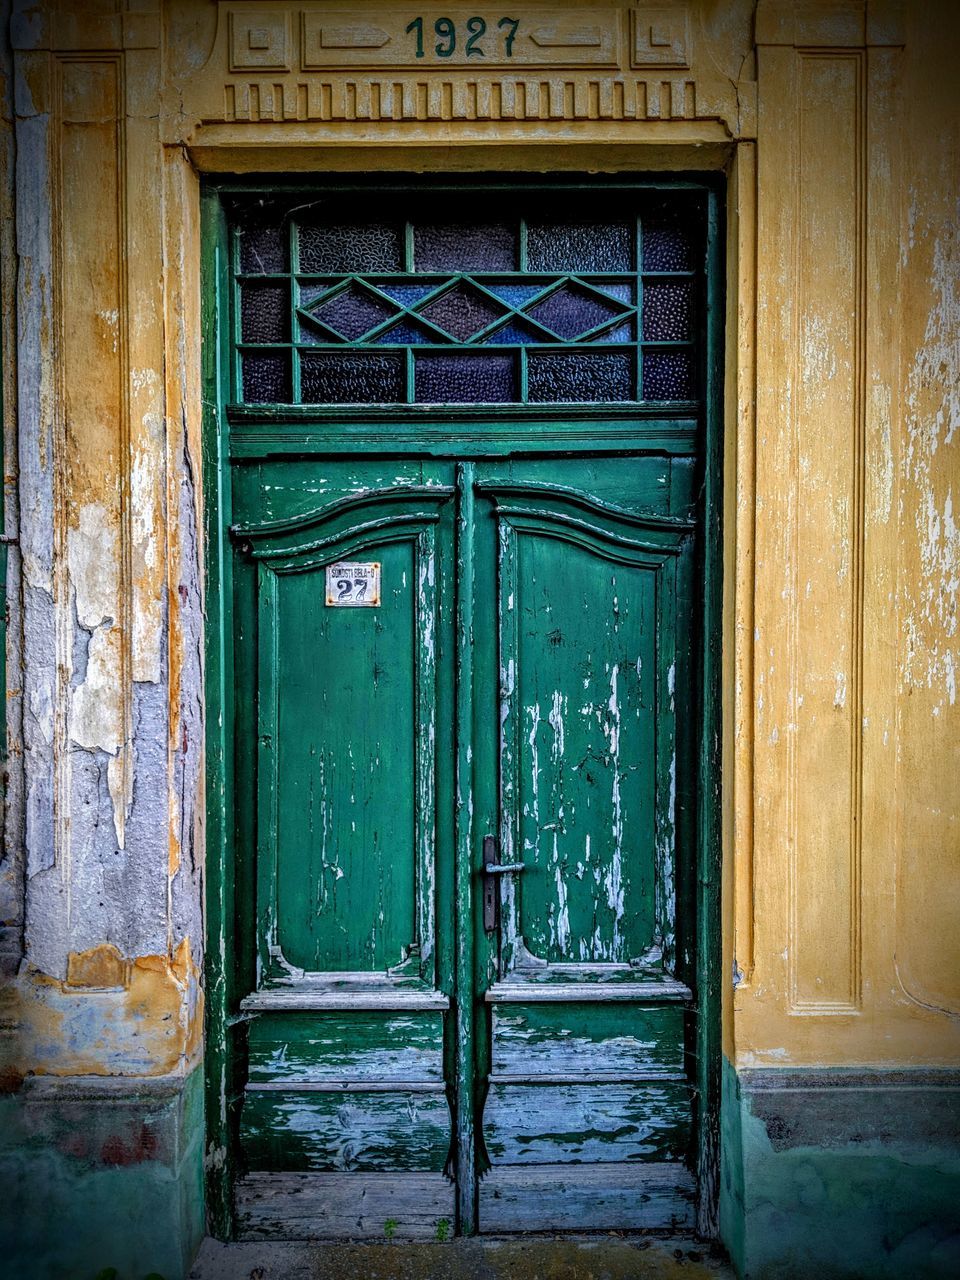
<box><xmin>189</xmin><ymin>1236</ymin><xmax>734</xmax><ymax>1280</ymax></box>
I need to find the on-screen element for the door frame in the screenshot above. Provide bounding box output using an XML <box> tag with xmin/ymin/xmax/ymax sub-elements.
<box><xmin>200</xmin><ymin>173</ymin><xmax>725</xmax><ymax>1239</ymax></box>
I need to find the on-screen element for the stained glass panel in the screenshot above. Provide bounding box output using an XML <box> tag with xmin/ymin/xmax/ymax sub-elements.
<box><xmin>642</xmin><ymin>350</ymin><xmax>695</xmax><ymax>400</ymax></box>
<box><xmin>301</xmin><ymin>353</ymin><xmax>405</xmax><ymax>404</ymax></box>
<box><xmin>414</xmin><ymin>353</ymin><xmax>515</xmax><ymax>403</ymax></box>
<box><xmin>299</xmin><ymin>222</ymin><xmax>403</xmax><ymax>273</ymax></box>
<box><xmin>241</xmin><ymin>283</ymin><xmax>289</xmax><ymax>343</ymax></box>
<box><xmin>242</xmin><ymin>352</ymin><xmax>290</xmax><ymax>403</ymax></box>
<box><xmin>414</xmin><ymin>222</ymin><xmax>516</xmax><ymax>271</ymax></box>
<box><xmin>232</xmin><ymin>195</ymin><xmax>701</xmax><ymax>405</ymax></box>
<box><xmin>527</xmin><ymin>352</ymin><xmax>634</xmax><ymax>403</ymax></box>
<box><xmin>527</xmin><ymin>220</ymin><xmax>633</xmax><ymax>272</ymax></box>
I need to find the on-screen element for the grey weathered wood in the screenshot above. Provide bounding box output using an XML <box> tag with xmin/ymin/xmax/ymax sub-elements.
<box><xmin>485</xmin><ymin>978</ymin><xmax>691</xmax><ymax>1003</ymax></box>
<box><xmin>241</xmin><ymin>987</ymin><xmax>449</xmax><ymax>1011</ymax></box>
<box><xmin>236</xmin><ymin>1172</ymin><xmax>455</xmax><ymax>1241</ymax></box>
<box><xmin>240</xmin><ymin>1088</ymin><xmax>451</xmax><ymax>1172</ymax></box>
<box><xmin>483</xmin><ymin>1082</ymin><xmax>691</xmax><ymax>1164</ymax></box>
<box><xmin>491</xmin><ymin>1004</ymin><xmax>684</xmax><ymax>1077</ymax></box>
<box><xmin>479</xmin><ymin>1162</ymin><xmax>695</xmax><ymax>1232</ymax></box>
<box><xmin>247</xmin><ymin>1011</ymin><xmax>444</xmax><ymax>1084</ymax></box>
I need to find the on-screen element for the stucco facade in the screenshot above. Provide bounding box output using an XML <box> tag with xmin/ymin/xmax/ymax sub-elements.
<box><xmin>0</xmin><ymin>2</ymin><xmax>957</xmax><ymax>1277</ymax></box>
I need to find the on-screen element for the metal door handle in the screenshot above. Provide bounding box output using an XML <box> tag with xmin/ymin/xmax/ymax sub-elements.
<box><xmin>482</xmin><ymin>836</ymin><xmax>524</xmax><ymax>932</ymax></box>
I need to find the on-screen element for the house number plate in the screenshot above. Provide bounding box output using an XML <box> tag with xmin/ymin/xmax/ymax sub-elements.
<box><xmin>325</xmin><ymin>562</ymin><xmax>381</xmax><ymax>607</ymax></box>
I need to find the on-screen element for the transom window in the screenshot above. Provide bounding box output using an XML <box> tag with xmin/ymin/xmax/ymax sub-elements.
<box><xmin>230</xmin><ymin>192</ymin><xmax>703</xmax><ymax>406</ymax></box>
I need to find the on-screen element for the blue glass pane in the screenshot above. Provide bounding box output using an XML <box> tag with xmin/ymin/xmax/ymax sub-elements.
<box><xmin>376</xmin><ymin>282</ymin><xmax>441</xmax><ymax>306</ymax></box>
<box><xmin>242</xmin><ymin>352</ymin><xmax>290</xmax><ymax>402</ymax></box>
<box><xmin>595</xmin><ymin>282</ymin><xmax>634</xmax><ymax>304</ymax></box>
<box><xmin>592</xmin><ymin>320</ymin><xmax>634</xmax><ymax>344</ymax></box>
<box><xmin>241</xmin><ymin>283</ymin><xmax>289</xmax><ymax>343</ymax></box>
<box><xmin>299</xmin><ymin>282</ymin><xmax>335</xmax><ymax>306</ymax></box>
<box><xmin>479</xmin><ymin>318</ymin><xmax>550</xmax><ymax>345</ymax></box>
<box><xmin>301</xmin><ymin>353</ymin><xmax>405</xmax><ymax>403</ymax></box>
<box><xmin>483</xmin><ymin>282</ymin><xmax>551</xmax><ymax>307</ymax></box>
<box><xmin>239</xmin><ymin>222</ymin><xmax>288</xmax><ymax>274</ymax></box>
<box><xmin>419</xmin><ymin>283</ymin><xmax>506</xmax><ymax>341</ymax></box>
<box><xmin>642</xmin><ymin>222</ymin><xmax>694</xmax><ymax>272</ymax></box>
<box><xmin>642</xmin><ymin>280</ymin><xmax>694</xmax><ymax>341</ymax></box>
<box><xmin>527</xmin><ymin>221</ymin><xmax>633</xmax><ymax>272</ymax></box>
<box><xmin>414</xmin><ymin>353</ymin><xmax>515</xmax><ymax>403</ymax></box>
<box><xmin>527</xmin><ymin>284</ymin><xmax>623</xmax><ymax>340</ymax></box>
<box><xmin>642</xmin><ymin>350</ymin><xmax>695</xmax><ymax>400</ymax></box>
<box><xmin>527</xmin><ymin>352</ymin><xmax>634</xmax><ymax>403</ymax></box>
<box><xmin>299</xmin><ymin>222</ymin><xmax>402</xmax><ymax>272</ymax></box>
<box><xmin>374</xmin><ymin>319</ymin><xmax>439</xmax><ymax>345</ymax></box>
<box><xmin>414</xmin><ymin>223</ymin><xmax>516</xmax><ymax>271</ymax></box>
<box><xmin>311</xmin><ymin>284</ymin><xmax>398</xmax><ymax>340</ymax></box>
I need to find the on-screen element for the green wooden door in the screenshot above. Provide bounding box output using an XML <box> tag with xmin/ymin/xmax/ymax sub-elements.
<box><xmin>205</xmin><ymin>183</ymin><xmax>721</xmax><ymax>1241</ymax></box>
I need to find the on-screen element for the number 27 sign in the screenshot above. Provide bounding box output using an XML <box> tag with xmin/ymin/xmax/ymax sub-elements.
<box><xmin>325</xmin><ymin>562</ymin><xmax>382</xmax><ymax>608</ymax></box>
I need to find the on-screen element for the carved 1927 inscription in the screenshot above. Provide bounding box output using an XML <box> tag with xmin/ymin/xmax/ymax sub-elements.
<box><xmin>227</xmin><ymin>7</ymin><xmax>624</xmax><ymax>71</ymax></box>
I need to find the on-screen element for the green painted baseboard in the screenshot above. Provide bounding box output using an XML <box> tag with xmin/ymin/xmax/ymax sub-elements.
<box><xmin>0</xmin><ymin>1067</ymin><xmax>205</xmax><ymax>1280</ymax></box>
<box><xmin>720</xmin><ymin>1056</ymin><xmax>960</xmax><ymax>1280</ymax></box>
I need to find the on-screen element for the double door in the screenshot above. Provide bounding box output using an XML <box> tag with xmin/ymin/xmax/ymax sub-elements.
<box><xmin>227</xmin><ymin>448</ymin><xmax>704</xmax><ymax>1238</ymax></box>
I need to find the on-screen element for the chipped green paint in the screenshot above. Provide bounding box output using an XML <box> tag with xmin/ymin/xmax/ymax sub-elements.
<box><xmin>203</xmin><ymin>177</ymin><xmax>723</xmax><ymax>1239</ymax></box>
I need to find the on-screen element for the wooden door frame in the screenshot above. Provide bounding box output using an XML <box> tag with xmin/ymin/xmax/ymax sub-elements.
<box><xmin>200</xmin><ymin>173</ymin><xmax>725</xmax><ymax>1239</ymax></box>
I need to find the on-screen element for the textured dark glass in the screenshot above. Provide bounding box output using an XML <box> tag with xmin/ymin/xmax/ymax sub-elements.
<box><xmin>642</xmin><ymin>280</ymin><xmax>694</xmax><ymax>342</ymax></box>
<box><xmin>527</xmin><ymin>284</ymin><xmax>622</xmax><ymax>339</ymax></box>
<box><xmin>642</xmin><ymin>350</ymin><xmax>695</xmax><ymax>400</ymax></box>
<box><xmin>593</xmin><ymin>320</ymin><xmax>634</xmax><ymax>344</ymax></box>
<box><xmin>526</xmin><ymin>221</ymin><xmax>633</xmax><ymax>272</ymax></box>
<box><xmin>413</xmin><ymin>223</ymin><xmax>516</xmax><ymax>271</ymax></box>
<box><xmin>241</xmin><ymin>283</ymin><xmax>289</xmax><ymax>342</ymax></box>
<box><xmin>527</xmin><ymin>352</ymin><xmax>634</xmax><ymax>403</ymax></box>
<box><xmin>301</xmin><ymin>352</ymin><xmax>405</xmax><ymax>404</ymax></box>
<box><xmin>414</xmin><ymin>353</ymin><xmax>515</xmax><ymax>403</ymax></box>
<box><xmin>299</xmin><ymin>282</ymin><xmax>334</xmax><ymax>307</ymax></box>
<box><xmin>596</xmin><ymin>282</ymin><xmax>633</xmax><ymax>304</ymax></box>
<box><xmin>311</xmin><ymin>283</ymin><xmax>397</xmax><ymax>340</ymax></box>
<box><xmin>374</xmin><ymin>319</ymin><xmax>437</xmax><ymax>344</ymax></box>
<box><xmin>419</xmin><ymin>283</ymin><xmax>506</xmax><ymax>340</ymax></box>
<box><xmin>479</xmin><ymin>318</ymin><xmax>549</xmax><ymax>345</ymax></box>
<box><xmin>242</xmin><ymin>352</ymin><xmax>290</xmax><ymax>403</ymax></box>
<box><xmin>377</xmin><ymin>282</ymin><xmax>441</xmax><ymax>306</ymax></box>
<box><xmin>642</xmin><ymin>221</ymin><xmax>694</xmax><ymax>272</ymax></box>
<box><xmin>298</xmin><ymin>222</ymin><xmax>402</xmax><ymax>272</ymax></box>
<box><xmin>484</xmin><ymin>281</ymin><xmax>549</xmax><ymax>307</ymax></box>
<box><xmin>238</xmin><ymin>222</ymin><xmax>288</xmax><ymax>274</ymax></box>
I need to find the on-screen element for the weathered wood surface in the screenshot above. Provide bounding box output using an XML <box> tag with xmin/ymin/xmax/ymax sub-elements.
<box><xmin>240</xmin><ymin>986</ymin><xmax>449</xmax><ymax>1011</ymax></box>
<box><xmin>483</xmin><ymin>1082</ymin><xmax>691</xmax><ymax>1164</ymax></box>
<box><xmin>479</xmin><ymin>1162</ymin><xmax>696</xmax><ymax>1232</ymax></box>
<box><xmin>240</xmin><ymin>1088</ymin><xmax>451</xmax><ymax>1171</ymax></box>
<box><xmin>247</xmin><ymin>1011</ymin><xmax>444</xmax><ymax>1084</ymax></box>
<box><xmin>236</xmin><ymin>1172</ymin><xmax>455</xmax><ymax>1241</ymax></box>
<box><xmin>491</xmin><ymin>1003</ymin><xmax>684</xmax><ymax>1078</ymax></box>
<box><xmin>486</xmin><ymin>978</ymin><xmax>691</xmax><ymax>1003</ymax></box>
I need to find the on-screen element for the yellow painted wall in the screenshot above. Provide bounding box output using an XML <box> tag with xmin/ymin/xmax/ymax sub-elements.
<box><xmin>2</xmin><ymin>0</ymin><xmax>956</xmax><ymax>1080</ymax></box>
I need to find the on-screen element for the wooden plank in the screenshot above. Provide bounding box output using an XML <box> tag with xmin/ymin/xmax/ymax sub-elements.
<box><xmin>236</xmin><ymin>1172</ymin><xmax>455</xmax><ymax>1241</ymax></box>
<box><xmin>240</xmin><ymin>1088</ymin><xmax>451</xmax><ymax>1172</ymax></box>
<box><xmin>479</xmin><ymin>1162</ymin><xmax>695</xmax><ymax>1232</ymax></box>
<box><xmin>240</xmin><ymin>987</ymin><xmax>449</xmax><ymax>1011</ymax></box>
<box><xmin>491</xmin><ymin>1003</ymin><xmax>684</xmax><ymax>1077</ymax></box>
<box><xmin>247</xmin><ymin>1011</ymin><xmax>444</xmax><ymax>1084</ymax></box>
<box><xmin>486</xmin><ymin>979</ymin><xmax>691</xmax><ymax>1003</ymax></box>
<box><xmin>483</xmin><ymin>1082</ymin><xmax>691</xmax><ymax>1164</ymax></box>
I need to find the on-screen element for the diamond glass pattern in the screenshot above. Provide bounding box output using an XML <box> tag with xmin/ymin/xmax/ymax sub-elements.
<box><xmin>233</xmin><ymin>195</ymin><xmax>702</xmax><ymax>406</ymax></box>
<box><xmin>527</xmin><ymin>284</ymin><xmax>624</xmax><ymax>340</ymax></box>
<box><xmin>418</xmin><ymin>282</ymin><xmax>507</xmax><ymax>341</ymax></box>
<box><xmin>310</xmin><ymin>283</ymin><xmax>398</xmax><ymax>341</ymax></box>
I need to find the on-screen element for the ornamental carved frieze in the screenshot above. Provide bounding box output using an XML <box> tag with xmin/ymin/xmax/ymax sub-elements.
<box><xmin>171</xmin><ymin>1</ymin><xmax>755</xmax><ymax>138</ymax></box>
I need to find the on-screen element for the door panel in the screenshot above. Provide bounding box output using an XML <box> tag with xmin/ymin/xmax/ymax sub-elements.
<box><xmin>474</xmin><ymin>463</ymin><xmax>696</xmax><ymax>1231</ymax></box>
